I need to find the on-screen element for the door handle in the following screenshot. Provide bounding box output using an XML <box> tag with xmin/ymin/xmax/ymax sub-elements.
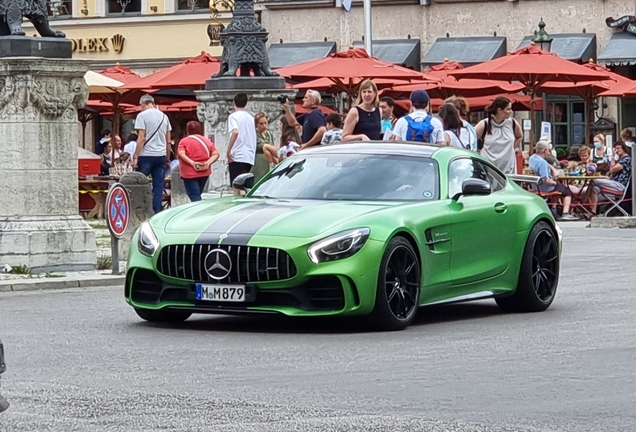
<box><xmin>494</xmin><ymin>202</ymin><xmax>508</xmax><ymax>214</ymax></box>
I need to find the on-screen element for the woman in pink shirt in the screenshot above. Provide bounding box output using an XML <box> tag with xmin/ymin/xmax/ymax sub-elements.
<box><xmin>177</xmin><ymin>121</ymin><xmax>219</xmax><ymax>202</ymax></box>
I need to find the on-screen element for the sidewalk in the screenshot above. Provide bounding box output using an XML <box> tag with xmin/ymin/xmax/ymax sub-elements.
<box><xmin>0</xmin><ymin>219</ymin><xmax>126</xmax><ymax>293</ymax></box>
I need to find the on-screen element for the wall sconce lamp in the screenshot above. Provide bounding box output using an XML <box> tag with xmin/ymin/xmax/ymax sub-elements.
<box><xmin>150</xmin><ymin>5</ymin><xmax>157</xmax><ymax>12</ymax></box>
<box><xmin>80</xmin><ymin>0</ymin><xmax>88</xmax><ymax>15</ymax></box>
<box><xmin>207</xmin><ymin>0</ymin><xmax>233</xmax><ymax>46</ymax></box>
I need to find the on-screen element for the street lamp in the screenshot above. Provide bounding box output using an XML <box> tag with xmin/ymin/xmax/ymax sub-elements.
<box><xmin>533</xmin><ymin>18</ymin><xmax>553</xmax><ymax>52</ymax></box>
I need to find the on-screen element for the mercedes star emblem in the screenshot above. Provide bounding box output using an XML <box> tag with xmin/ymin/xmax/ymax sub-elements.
<box><xmin>204</xmin><ymin>248</ymin><xmax>232</xmax><ymax>280</ymax></box>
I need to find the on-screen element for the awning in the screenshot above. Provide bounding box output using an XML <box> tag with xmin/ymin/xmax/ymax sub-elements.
<box><xmin>421</xmin><ymin>36</ymin><xmax>507</xmax><ymax>68</ymax></box>
<box><xmin>599</xmin><ymin>32</ymin><xmax>636</xmax><ymax>66</ymax></box>
<box><xmin>268</xmin><ymin>41</ymin><xmax>336</xmax><ymax>68</ymax></box>
<box><xmin>352</xmin><ymin>39</ymin><xmax>421</xmax><ymax>70</ymax></box>
<box><xmin>517</xmin><ymin>33</ymin><xmax>596</xmax><ymax>62</ymax></box>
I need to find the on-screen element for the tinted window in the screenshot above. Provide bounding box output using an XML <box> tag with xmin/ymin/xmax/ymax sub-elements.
<box><xmin>448</xmin><ymin>158</ymin><xmax>503</xmax><ymax>198</ymax></box>
<box><xmin>481</xmin><ymin>163</ymin><xmax>506</xmax><ymax>192</ymax></box>
<box><xmin>250</xmin><ymin>153</ymin><xmax>439</xmax><ymax>201</ymax></box>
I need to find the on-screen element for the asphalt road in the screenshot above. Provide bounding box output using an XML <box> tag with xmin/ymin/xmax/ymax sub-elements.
<box><xmin>1</xmin><ymin>224</ymin><xmax>635</xmax><ymax>432</ymax></box>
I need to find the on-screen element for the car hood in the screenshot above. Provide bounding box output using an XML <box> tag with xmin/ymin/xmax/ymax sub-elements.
<box><xmin>161</xmin><ymin>198</ymin><xmax>396</xmax><ymax>241</ymax></box>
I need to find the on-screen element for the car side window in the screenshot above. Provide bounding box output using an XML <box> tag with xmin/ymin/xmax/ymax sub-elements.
<box><xmin>448</xmin><ymin>158</ymin><xmax>474</xmax><ymax>198</ymax></box>
<box><xmin>478</xmin><ymin>162</ymin><xmax>506</xmax><ymax>192</ymax></box>
<box><xmin>449</xmin><ymin>158</ymin><xmax>505</xmax><ymax>198</ymax></box>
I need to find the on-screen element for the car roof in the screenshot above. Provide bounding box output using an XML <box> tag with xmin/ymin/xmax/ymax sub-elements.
<box><xmin>299</xmin><ymin>141</ymin><xmax>465</xmax><ymax>158</ymax></box>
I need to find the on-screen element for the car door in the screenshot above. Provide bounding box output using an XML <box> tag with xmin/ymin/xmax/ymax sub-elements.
<box><xmin>447</xmin><ymin>157</ymin><xmax>517</xmax><ymax>292</ymax></box>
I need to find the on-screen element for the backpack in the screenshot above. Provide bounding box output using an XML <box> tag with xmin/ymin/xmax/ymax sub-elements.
<box><xmin>404</xmin><ymin>114</ymin><xmax>435</xmax><ymax>143</ymax></box>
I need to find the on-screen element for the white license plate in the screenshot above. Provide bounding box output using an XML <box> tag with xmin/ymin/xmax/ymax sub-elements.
<box><xmin>195</xmin><ymin>284</ymin><xmax>246</xmax><ymax>302</ymax></box>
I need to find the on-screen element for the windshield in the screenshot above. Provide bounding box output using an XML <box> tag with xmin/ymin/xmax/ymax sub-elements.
<box><xmin>249</xmin><ymin>153</ymin><xmax>439</xmax><ymax>201</ymax></box>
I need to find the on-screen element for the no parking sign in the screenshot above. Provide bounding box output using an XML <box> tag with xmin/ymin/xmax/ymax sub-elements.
<box><xmin>105</xmin><ymin>183</ymin><xmax>130</xmax><ymax>275</ymax></box>
<box><xmin>106</xmin><ymin>183</ymin><xmax>130</xmax><ymax>239</ymax></box>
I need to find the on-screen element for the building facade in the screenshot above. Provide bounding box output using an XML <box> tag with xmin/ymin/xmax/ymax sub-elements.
<box><xmin>260</xmin><ymin>0</ymin><xmax>636</xmax><ymax>147</ymax></box>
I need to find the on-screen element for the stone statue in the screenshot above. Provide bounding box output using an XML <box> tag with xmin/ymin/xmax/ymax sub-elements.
<box><xmin>0</xmin><ymin>0</ymin><xmax>66</xmax><ymax>37</ymax></box>
<box><xmin>213</xmin><ymin>0</ymin><xmax>278</xmax><ymax>78</ymax></box>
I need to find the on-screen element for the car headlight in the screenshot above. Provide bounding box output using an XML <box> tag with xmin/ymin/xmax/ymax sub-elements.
<box><xmin>307</xmin><ymin>228</ymin><xmax>370</xmax><ymax>264</ymax></box>
<box><xmin>138</xmin><ymin>222</ymin><xmax>160</xmax><ymax>257</ymax></box>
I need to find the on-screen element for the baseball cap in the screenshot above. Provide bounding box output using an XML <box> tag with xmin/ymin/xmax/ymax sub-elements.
<box><xmin>410</xmin><ymin>89</ymin><xmax>430</xmax><ymax>106</ymax></box>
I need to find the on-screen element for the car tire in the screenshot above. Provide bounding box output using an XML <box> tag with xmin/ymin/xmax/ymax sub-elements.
<box><xmin>368</xmin><ymin>237</ymin><xmax>421</xmax><ymax>331</ymax></box>
<box><xmin>496</xmin><ymin>221</ymin><xmax>559</xmax><ymax>313</ymax></box>
<box><xmin>134</xmin><ymin>308</ymin><xmax>192</xmax><ymax>323</ymax></box>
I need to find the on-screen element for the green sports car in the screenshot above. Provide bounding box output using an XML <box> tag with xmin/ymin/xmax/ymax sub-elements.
<box><xmin>125</xmin><ymin>143</ymin><xmax>562</xmax><ymax>331</ymax></box>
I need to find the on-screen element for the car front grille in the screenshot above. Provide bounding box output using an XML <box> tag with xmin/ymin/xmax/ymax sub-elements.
<box><xmin>157</xmin><ymin>244</ymin><xmax>297</xmax><ymax>283</ymax></box>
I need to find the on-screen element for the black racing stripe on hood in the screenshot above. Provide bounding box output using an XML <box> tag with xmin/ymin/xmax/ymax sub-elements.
<box><xmin>195</xmin><ymin>202</ymin><xmax>305</xmax><ymax>245</ymax></box>
<box><xmin>195</xmin><ymin>202</ymin><xmax>269</xmax><ymax>245</ymax></box>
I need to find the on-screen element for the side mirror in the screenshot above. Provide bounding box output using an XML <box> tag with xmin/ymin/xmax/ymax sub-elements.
<box><xmin>452</xmin><ymin>178</ymin><xmax>492</xmax><ymax>200</ymax></box>
<box><xmin>232</xmin><ymin>173</ymin><xmax>255</xmax><ymax>192</ymax></box>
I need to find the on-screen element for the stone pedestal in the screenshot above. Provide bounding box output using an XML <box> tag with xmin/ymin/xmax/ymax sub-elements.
<box><xmin>118</xmin><ymin>172</ymin><xmax>153</xmax><ymax>260</ymax></box>
<box><xmin>196</xmin><ymin>77</ymin><xmax>297</xmax><ymax>192</ymax></box>
<box><xmin>169</xmin><ymin>165</ymin><xmax>192</xmax><ymax>208</ymax></box>
<box><xmin>0</xmin><ymin>56</ymin><xmax>96</xmax><ymax>272</ymax></box>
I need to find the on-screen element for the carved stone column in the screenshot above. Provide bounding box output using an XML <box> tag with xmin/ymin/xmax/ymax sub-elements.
<box><xmin>196</xmin><ymin>88</ymin><xmax>297</xmax><ymax>192</ymax></box>
<box><xmin>0</xmin><ymin>58</ymin><xmax>96</xmax><ymax>272</ymax></box>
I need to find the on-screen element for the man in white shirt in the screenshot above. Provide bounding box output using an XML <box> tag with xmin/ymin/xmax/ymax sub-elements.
<box><xmin>132</xmin><ymin>94</ymin><xmax>172</xmax><ymax>213</ymax></box>
<box><xmin>391</xmin><ymin>90</ymin><xmax>444</xmax><ymax>145</ymax></box>
<box><xmin>227</xmin><ymin>92</ymin><xmax>257</xmax><ymax>195</ymax></box>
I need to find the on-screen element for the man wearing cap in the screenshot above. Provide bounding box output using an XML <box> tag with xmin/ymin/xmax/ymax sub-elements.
<box><xmin>132</xmin><ymin>94</ymin><xmax>172</xmax><ymax>214</ymax></box>
<box><xmin>529</xmin><ymin>140</ymin><xmax>579</xmax><ymax>221</ymax></box>
<box><xmin>391</xmin><ymin>90</ymin><xmax>444</xmax><ymax>144</ymax></box>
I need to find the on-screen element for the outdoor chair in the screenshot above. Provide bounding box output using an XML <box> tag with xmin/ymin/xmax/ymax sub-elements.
<box><xmin>598</xmin><ymin>176</ymin><xmax>632</xmax><ymax>217</ymax></box>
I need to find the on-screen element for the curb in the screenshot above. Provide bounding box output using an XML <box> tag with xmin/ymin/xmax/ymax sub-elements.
<box><xmin>0</xmin><ymin>274</ymin><xmax>125</xmax><ymax>292</ymax></box>
<box><xmin>589</xmin><ymin>216</ymin><xmax>636</xmax><ymax>229</ymax></box>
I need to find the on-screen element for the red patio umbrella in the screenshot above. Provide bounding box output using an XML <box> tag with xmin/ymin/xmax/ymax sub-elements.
<box><xmin>394</xmin><ymin>94</ymin><xmax>542</xmax><ymax>115</ymax></box>
<box><xmin>449</xmin><ymin>44</ymin><xmax>614</xmax><ymax>149</ymax></box>
<box><xmin>539</xmin><ymin>61</ymin><xmax>633</xmax><ymax>145</ymax></box>
<box><xmin>294</xmin><ymin>103</ymin><xmax>335</xmax><ymax>115</ymax></box>
<box><xmin>276</xmin><ymin>48</ymin><xmax>435</xmax><ymax>98</ymax></box>
<box><xmin>91</xmin><ymin>64</ymin><xmax>143</xmax><ymax>158</ymax></box>
<box><xmin>123</xmin><ymin>51</ymin><xmax>221</xmax><ymax>91</ymax></box>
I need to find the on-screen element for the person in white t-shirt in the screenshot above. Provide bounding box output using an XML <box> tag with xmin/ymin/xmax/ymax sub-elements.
<box><xmin>132</xmin><ymin>94</ymin><xmax>172</xmax><ymax>213</ymax></box>
<box><xmin>391</xmin><ymin>90</ymin><xmax>444</xmax><ymax>144</ymax></box>
<box><xmin>227</xmin><ymin>92</ymin><xmax>257</xmax><ymax>195</ymax></box>
<box><xmin>123</xmin><ymin>132</ymin><xmax>138</xmax><ymax>156</ymax></box>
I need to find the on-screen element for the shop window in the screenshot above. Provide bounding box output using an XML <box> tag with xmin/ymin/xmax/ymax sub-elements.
<box><xmin>47</xmin><ymin>0</ymin><xmax>72</xmax><ymax>16</ymax></box>
<box><xmin>545</xmin><ymin>97</ymin><xmax>588</xmax><ymax>148</ymax></box>
<box><xmin>108</xmin><ymin>0</ymin><xmax>141</xmax><ymax>14</ymax></box>
<box><xmin>176</xmin><ymin>0</ymin><xmax>207</xmax><ymax>11</ymax></box>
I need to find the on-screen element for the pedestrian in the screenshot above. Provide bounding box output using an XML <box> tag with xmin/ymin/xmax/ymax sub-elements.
<box><xmin>132</xmin><ymin>94</ymin><xmax>172</xmax><ymax>214</ymax></box>
<box><xmin>321</xmin><ymin>113</ymin><xmax>343</xmax><ymax>145</ymax></box>
<box><xmin>475</xmin><ymin>97</ymin><xmax>522</xmax><ymax>174</ymax></box>
<box><xmin>277</xmin><ymin>116</ymin><xmax>302</xmax><ymax>160</ymax></box>
<box><xmin>123</xmin><ymin>132</ymin><xmax>138</xmax><ymax>157</ymax></box>
<box><xmin>281</xmin><ymin>90</ymin><xmax>326</xmax><ymax>149</ymax></box>
<box><xmin>444</xmin><ymin>96</ymin><xmax>477</xmax><ymax>151</ymax></box>
<box><xmin>252</xmin><ymin>112</ymin><xmax>278</xmax><ymax>182</ymax></box>
<box><xmin>227</xmin><ymin>92</ymin><xmax>257</xmax><ymax>195</ymax></box>
<box><xmin>95</xmin><ymin>129</ymin><xmax>111</xmax><ymax>155</ymax></box>
<box><xmin>438</xmin><ymin>103</ymin><xmax>471</xmax><ymax>149</ymax></box>
<box><xmin>177</xmin><ymin>121</ymin><xmax>219</xmax><ymax>202</ymax></box>
<box><xmin>529</xmin><ymin>140</ymin><xmax>579</xmax><ymax>221</ymax></box>
<box><xmin>592</xmin><ymin>134</ymin><xmax>609</xmax><ymax>164</ymax></box>
<box><xmin>391</xmin><ymin>90</ymin><xmax>444</xmax><ymax>144</ymax></box>
<box><xmin>342</xmin><ymin>79</ymin><xmax>382</xmax><ymax>142</ymax></box>
<box><xmin>620</xmin><ymin>128</ymin><xmax>634</xmax><ymax>149</ymax></box>
<box><xmin>379</xmin><ymin>96</ymin><xmax>397</xmax><ymax>140</ymax></box>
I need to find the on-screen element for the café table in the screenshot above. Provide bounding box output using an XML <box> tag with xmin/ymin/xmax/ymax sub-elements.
<box><xmin>78</xmin><ymin>177</ymin><xmax>115</xmax><ymax>219</ymax></box>
<box><xmin>557</xmin><ymin>174</ymin><xmax>608</xmax><ymax>219</ymax></box>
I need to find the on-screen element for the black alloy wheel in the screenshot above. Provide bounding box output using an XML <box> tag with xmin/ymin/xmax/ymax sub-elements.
<box><xmin>496</xmin><ymin>221</ymin><xmax>559</xmax><ymax>312</ymax></box>
<box><xmin>368</xmin><ymin>237</ymin><xmax>421</xmax><ymax>331</ymax></box>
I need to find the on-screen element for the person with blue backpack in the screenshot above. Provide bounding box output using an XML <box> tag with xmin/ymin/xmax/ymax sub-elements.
<box><xmin>391</xmin><ymin>90</ymin><xmax>444</xmax><ymax>144</ymax></box>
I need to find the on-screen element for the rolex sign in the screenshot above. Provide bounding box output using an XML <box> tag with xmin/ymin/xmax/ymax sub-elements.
<box><xmin>71</xmin><ymin>34</ymin><xmax>126</xmax><ymax>54</ymax></box>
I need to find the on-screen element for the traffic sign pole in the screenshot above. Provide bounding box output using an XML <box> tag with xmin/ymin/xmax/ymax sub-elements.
<box><xmin>105</xmin><ymin>183</ymin><xmax>131</xmax><ymax>276</ymax></box>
